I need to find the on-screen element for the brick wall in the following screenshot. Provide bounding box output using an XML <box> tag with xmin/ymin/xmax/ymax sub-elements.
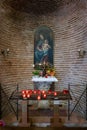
<box><xmin>0</xmin><ymin>0</ymin><xmax>87</xmax><ymax>118</ymax></box>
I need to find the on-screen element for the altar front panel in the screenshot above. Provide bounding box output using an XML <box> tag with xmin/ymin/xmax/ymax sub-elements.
<box><xmin>32</xmin><ymin>76</ymin><xmax>58</xmax><ymax>108</ymax></box>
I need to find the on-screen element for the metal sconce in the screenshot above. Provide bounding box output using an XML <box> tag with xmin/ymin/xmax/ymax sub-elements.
<box><xmin>1</xmin><ymin>48</ymin><xmax>10</xmax><ymax>56</ymax></box>
<box><xmin>78</xmin><ymin>49</ymin><xmax>86</xmax><ymax>58</ymax></box>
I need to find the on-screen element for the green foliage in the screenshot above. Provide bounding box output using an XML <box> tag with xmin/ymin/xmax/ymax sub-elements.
<box><xmin>32</xmin><ymin>70</ymin><xmax>40</xmax><ymax>75</ymax></box>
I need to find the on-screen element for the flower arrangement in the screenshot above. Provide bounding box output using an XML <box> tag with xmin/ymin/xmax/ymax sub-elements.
<box><xmin>46</xmin><ymin>68</ymin><xmax>55</xmax><ymax>76</ymax></box>
<box><xmin>32</xmin><ymin>62</ymin><xmax>55</xmax><ymax>77</ymax></box>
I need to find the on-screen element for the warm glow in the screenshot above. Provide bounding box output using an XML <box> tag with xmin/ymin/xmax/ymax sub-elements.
<box><xmin>43</xmin><ymin>94</ymin><xmax>47</xmax><ymax>98</ymax></box>
<box><xmin>54</xmin><ymin>92</ymin><xmax>57</xmax><ymax>96</ymax></box>
<box><xmin>34</xmin><ymin>90</ymin><xmax>37</xmax><ymax>94</ymax></box>
<box><xmin>26</xmin><ymin>90</ymin><xmax>29</xmax><ymax>94</ymax></box>
<box><xmin>23</xmin><ymin>94</ymin><xmax>26</xmax><ymax>98</ymax></box>
<box><xmin>42</xmin><ymin>90</ymin><xmax>45</xmax><ymax>94</ymax></box>
<box><xmin>37</xmin><ymin>95</ymin><xmax>41</xmax><ymax>100</ymax></box>
<box><xmin>27</xmin><ymin>94</ymin><xmax>30</xmax><ymax>98</ymax></box>
<box><xmin>22</xmin><ymin>90</ymin><xmax>25</xmax><ymax>94</ymax></box>
<box><xmin>21</xmin><ymin>89</ymin><xmax>59</xmax><ymax>99</ymax></box>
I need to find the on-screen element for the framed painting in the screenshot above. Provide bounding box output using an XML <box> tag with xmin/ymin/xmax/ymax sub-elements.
<box><xmin>34</xmin><ymin>25</ymin><xmax>54</xmax><ymax>65</ymax></box>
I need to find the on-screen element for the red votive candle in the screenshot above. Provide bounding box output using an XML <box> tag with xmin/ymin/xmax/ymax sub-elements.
<box><xmin>54</xmin><ymin>91</ymin><xmax>57</xmax><ymax>96</ymax></box>
<box><xmin>63</xmin><ymin>89</ymin><xmax>69</xmax><ymax>94</ymax></box>
<box><xmin>48</xmin><ymin>90</ymin><xmax>52</xmax><ymax>94</ymax></box>
<box><xmin>37</xmin><ymin>95</ymin><xmax>41</xmax><ymax>100</ymax></box>
<box><xmin>34</xmin><ymin>90</ymin><xmax>37</xmax><ymax>94</ymax></box>
<box><xmin>27</xmin><ymin>94</ymin><xmax>30</xmax><ymax>98</ymax></box>
<box><xmin>42</xmin><ymin>90</ymin><xmax>45</xmax><ymax>94</ymax></box>
<box><xmin>38</xmin><ymin>90</ymin><xmax>41</xmax><ymax>94</ymax></box>
<box><xmin>22</xmin><ymin>94</ymin><xmax>26</xmax><ymax>98</ymax></box>
<box><xmin>43</xmin><ymin>94</ymin><xmax>47</xmax><ymax>98</ymax></box>
<box><xmin>26</xmin><ymin>90</ymin><xmax>29</xmax><ymax>94</ymax></box>
<box><xmin>22</xmin><ymin>90</ymin><xmax>25</xmax><ymax>94</ymax></box>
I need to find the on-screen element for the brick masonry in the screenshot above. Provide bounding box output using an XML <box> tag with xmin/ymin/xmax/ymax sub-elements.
<box><xmin>0</xmin><ymin>0</ymin><xmax>87</xmax><ymax>118</ymax></box>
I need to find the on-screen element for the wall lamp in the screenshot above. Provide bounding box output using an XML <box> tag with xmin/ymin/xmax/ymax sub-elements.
<box><xmin>1</xmin><ymin>48</ymin><xmax>10</xmax><ymax>56</ymax></box>
<box><xmin>78</xmin><ymin>49</ymin><xmax>86</xmax><ymax>58</ymax></box>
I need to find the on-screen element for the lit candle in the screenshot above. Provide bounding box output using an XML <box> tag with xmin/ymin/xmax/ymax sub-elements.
<box><xmin>22</xmin><ymin>90</ymin><xmax>25</xmax><ymax>94</ymax></box>
<box><xmin>27</xmin><ymin>94</ymin><xmax>30</xmax><ymax>98</ymax></box>
<box><xmin>39</xmin><ymin>63</ymin><xmax>42</xmax><ymax>66</ymax></box>
<box><xmin>43</xmin><ymin>94</ymin><xmax>46</xmax><ymax>98</ymax></box>
<box><xmin>37</xmin><ymin>95</ymin><xmax>41</xmax><ymax>100</ymax></box>
<box><xmin>32</xmin><ymin>64</ymin><xmax>35</xmax><ymax>68</ymax></box>
<box><xmin>22</xmin><ymin>94</ymin><xmax>26</xmax><ymax>98</ymax></box>
<box><xmin>54</xmin><ymin>92</ymin><xmax>57</xmax><ymax>96</ymax></box>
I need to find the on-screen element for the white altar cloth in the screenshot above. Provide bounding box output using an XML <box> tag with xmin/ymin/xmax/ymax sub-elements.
<box><xmin>32</xmin><ymin>76</ymin><xmax>58</xmax><ymax>82</ymax></box>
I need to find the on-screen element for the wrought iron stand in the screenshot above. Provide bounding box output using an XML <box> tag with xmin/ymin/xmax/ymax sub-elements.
<box><xmin>0</xmin><ymin>84</ymin><xmax>19</xmax><ymax>120</ymax></box>
<box><xmin>68</xmin><ymin>83</ymin><xmax>87</xmax><ymax>120</ymax></box>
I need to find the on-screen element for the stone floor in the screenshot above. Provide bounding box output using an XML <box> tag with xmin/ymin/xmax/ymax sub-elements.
<box><xmin>2</xmin><ymin>113</ymin><xmax>87</xmax><ymax>127</ymax></box>
<box><xmin>2</xmin><ymin>106</ymin><xmax>87</xmax><ymax>127</ymax></box>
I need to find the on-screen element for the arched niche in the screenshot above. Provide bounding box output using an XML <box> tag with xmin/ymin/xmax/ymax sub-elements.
<box><xmin>34</xmin><ymin>26</ymin><xmax>54</xmax><ymax>65</ymax></box>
